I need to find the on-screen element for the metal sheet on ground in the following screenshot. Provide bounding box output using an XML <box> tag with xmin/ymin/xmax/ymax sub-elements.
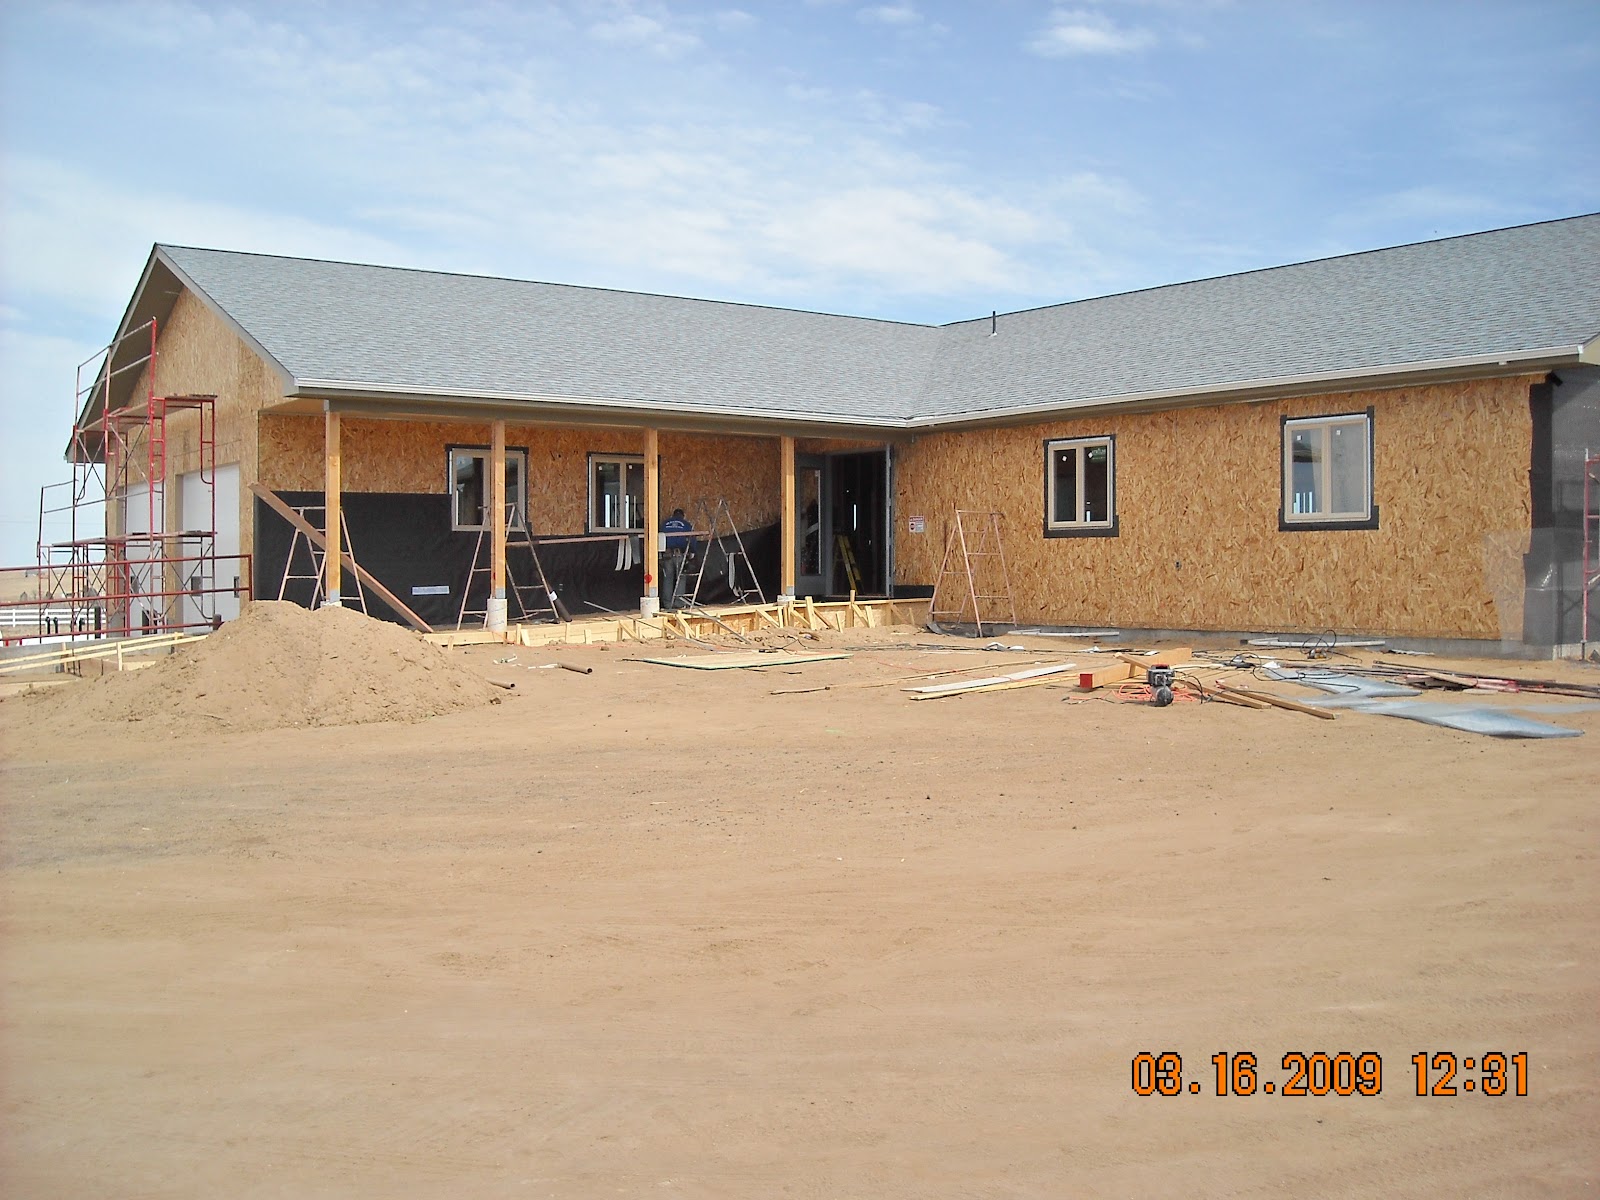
<box><xmin>1264</xmin><ymin>668</ymin><xmax>1422</xmax><ymax>698</ymax></box>
<box><xmin>1340</xmin><ymin>700</ymin><xmax>1582</xmax><ymax>739</ymax></box>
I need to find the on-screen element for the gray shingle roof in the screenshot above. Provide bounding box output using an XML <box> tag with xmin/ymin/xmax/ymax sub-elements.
<box><xmin>155</xmin><ymin>213</ymin><xmax>1600</xmax><ymax>428</ymax></box>
<box><xmin>158</xmin><ymin>246</ymin><xmax>936</xmax><ymax>424</ymax></box>
<box><xmin>922</xmin><ymin>213</ymin><xmax>1600</xmax><ymax>420</ymax></box>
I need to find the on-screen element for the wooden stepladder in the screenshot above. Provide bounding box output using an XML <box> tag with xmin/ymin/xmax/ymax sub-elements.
<box><xmin>278</xmin><ymin>504</ymin><xmax>368</xmax><ymax>614</ymax></box>
<box><xmin>930</xmin><ymin>509</ymin><xmax>1017</xmax><ymax>636</ymax></box>
<box><xmin>834</xmin><ymin>533</ymin><xmax>861</xmax><ymax>594</ymax></box>
<box><xmin>679</xmin><ymin>497</ymin><xmax>765</xmax><ymax>608</ymax></box>
<box><xmin>457</xmin><ymin>504</ymin><xmax>565</xmax><ymax>629</ymax></box>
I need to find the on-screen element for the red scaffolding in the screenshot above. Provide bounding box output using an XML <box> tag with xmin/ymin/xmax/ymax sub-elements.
<box><xmin>1</xmin><ymin>318</ymin><xmax>250</xmax><ymax>647</ymax></box>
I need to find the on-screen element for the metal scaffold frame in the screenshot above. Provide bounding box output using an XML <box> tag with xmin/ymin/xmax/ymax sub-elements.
<box><xmin>0</xmin><ymin>318</ymin><xmax>251</xmax><ymax>647</ymax></box>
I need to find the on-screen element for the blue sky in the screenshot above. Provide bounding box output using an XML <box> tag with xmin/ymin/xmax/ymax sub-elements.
<box><xmin>2</xmin><ymin>0</ymin><xmax>1597</xmax><ymax>563</ymax></box>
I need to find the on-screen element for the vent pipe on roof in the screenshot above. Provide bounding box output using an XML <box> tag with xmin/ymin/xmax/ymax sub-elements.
<box><xmin>990</xmin><ymin>310</ymin><xmax>997</xmax><ymax>337</ymax></box>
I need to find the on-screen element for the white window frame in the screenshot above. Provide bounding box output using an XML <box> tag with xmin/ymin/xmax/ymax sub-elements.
<box><xmin>448</xmin><ymin>446</ymin><xmax>528</xmax><ymax>532</ymax></box>
<box><xmin>587</xmin><ymin>453</ymin><xmax>646</xmax><ymax>533</ymax></box>
<box><xmin>1281</xmin><ymin>412</ymin><xmax>1374</xmax><ymax>527</ymax></box>
<box><xmin>1045</xmin><ymin>436</ymin><xmax>1116</xmax><ymax>535</ymax></box>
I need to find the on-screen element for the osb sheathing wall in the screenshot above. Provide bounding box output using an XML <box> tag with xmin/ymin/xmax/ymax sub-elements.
<box><xmin>112</xmin><ymin>290</ymin><xmax>280</xmax><ymax>558</ymax></box>
<box><xmin>894</xmin><ymin>377</ymin><xmax>1538</xmax><ymax>640</ymax></box>
<box><xmin>258</xmin><ymin>416</ymin><xmax>782</xmax><ymax>535</ymax></box>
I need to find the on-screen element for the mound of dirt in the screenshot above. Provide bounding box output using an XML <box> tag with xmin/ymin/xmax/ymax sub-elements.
<box><xmin>19</xmin><ymin>602</ymin><xmax>501</xmax><ymax>734</ymax></box>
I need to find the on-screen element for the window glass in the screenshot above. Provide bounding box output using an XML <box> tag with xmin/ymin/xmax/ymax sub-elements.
<box><xmin>1052</xmin><ymin>449</ymin><xmax>1077</xmax><ymax>525</ymax></box>
<box><xmin>452</xmin><ymin>450</ymin><xmax>485</xmax><ymax>528</ymax></box>
<box><xmin>1045</xmin><ymin>437</ymin><xmax>1114</xmax><ymax>532</ymax></box>
<box><xmin>1290</xmin><ymin>428</ymin><xmax>1320</xmax><ymax>515</ymax></box>
<box><xmin>449</xmin><ymin>447</ymin><xmax>527</xmax><ymax>531</ymax></box>
<box><xmin>590</xmin><ymin>455</ymin><xmax>646</xmax><ymax>531</ymax></box>
<box><xmin>1328</xmin><ymin>422</ymin><xmax>1365</xmax><ymax>515</ymax></box>
<box><xmin>1283</xmin><ymin>414</ymin><xmax>1371</xmax><ymax>524</ymax></box>
<box><xmin>1084</xmin><ymin>444</ymin><xmax>1109</xmax><ymax>523</ymax></box>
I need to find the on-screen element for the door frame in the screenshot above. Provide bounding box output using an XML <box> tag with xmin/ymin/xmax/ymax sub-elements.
<box><xmin>795</xmin><ymin>454</ymin><xmax>826</xmax><ymax>598</ymax></box>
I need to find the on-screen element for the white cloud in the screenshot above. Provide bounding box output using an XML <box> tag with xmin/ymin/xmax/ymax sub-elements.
<box><xmin>0</xmin><ymin>326</ymin><xmax>106</xmax><ymax>562</ymax></box>
<box><xmin>587</xmin><ymin>10</ymin><xmax>701</xmax><ymax>56</ymax></box>
<box><xmin>1027</xmin><ymin>8</ymin><xmax>1156</xmax><ymax>56</ymax></box>
<box><xmin>762</xmin><ymin>187</ymin><xmax>1016</xmax><ymax>293</ymax></box>
<box><xmin>0</xmin><ymin>158</ymin><xmax>415</xmax><ymax>317</ymax></box>
<box><xmin>3</xmin><ymin>3</ymin><xmax>1156</xmax><ymax>320</ymax></box>
<box><xmin>857</xmin><ymin>3</ymin><xmax>922</xmax><ymax>25</ymax></box>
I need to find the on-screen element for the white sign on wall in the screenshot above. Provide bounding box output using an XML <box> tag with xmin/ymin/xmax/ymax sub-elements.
<box><xmin>907</xmin><ymin>515</ymin><xmax>926</xmax><ymax>534</ymax></box>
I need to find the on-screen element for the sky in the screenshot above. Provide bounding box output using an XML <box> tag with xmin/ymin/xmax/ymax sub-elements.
<box><xmin>2</xmin><ymin>0</ymin><xmax>1597</xmax><ymax>564</ymax></box>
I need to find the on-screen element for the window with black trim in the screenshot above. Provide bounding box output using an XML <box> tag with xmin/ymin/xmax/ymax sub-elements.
<box><xmin>1045</xmin><ymin>436</ymin><xmax>1116</xmax><ymax>536</ymax></box>
<box><xmin>1281</xmin><ymin>412</ymin><xmax>1374</xmax><ymax>528</ymax></box>
<box><xmin>588</xmin><ymin>453</ymin><xmax>645</xmax><ymax>532</ymax></box>
<box><xmin>449</xmin><ymin>446</ymin><xmax>527</xmax><ymax>531</ymax></box>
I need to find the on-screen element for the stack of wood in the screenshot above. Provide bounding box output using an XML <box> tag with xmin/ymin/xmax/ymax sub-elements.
<box><xmin>1076</xmin><ymin>649</ymin><xmax>1337</xmax><ymax>720</ymax></box>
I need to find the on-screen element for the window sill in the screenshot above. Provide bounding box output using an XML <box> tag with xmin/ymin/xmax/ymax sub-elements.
<box><xmin>1043</xmin><ymin>517</ymin><xmax>1120</xmax><ymax>539</ymax></box>
<box><xmin>1279</xmin><ymin>506</ymin><xmax>1379</xmax><ymax>532</ymax></box>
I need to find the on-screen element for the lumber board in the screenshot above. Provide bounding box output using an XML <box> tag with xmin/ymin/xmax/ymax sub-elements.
<box><xmin>325</xmin><ymin>411</ymin><xmax>341</xmax><ymax>604</ymax></box>
<box><xmin>1202</xmin><ymin>689</ymin><xmax>1269</xmax><ymax>710</ymax></box>
<box><xmin>1117</xmin><ymin>648</ymin><xmax>1191</xmax><ymax>672</ymax></box>
<box><xmin>1191</xmin><ymin>678</ymin><xmax>1270</xmax><ymax>709</ymax></box>
<box><xmin>771</xmin><ymin>658</ymin><xmax>1040</xmax><ymax>695</ymax></box>
<box><xmin>644</xmin><ymin>427</ymin><xmax>659</xmax><ymax>609</ymax></box>
<box><xmin>905</xmin><ymin>662</ymin><xmax>1078</xmax><ymax>696</ymax></box>
<box><xmin>1079</xmin><ymin>662</ymin><xmax>1137</xmax><ymax>690</ymax></box>
<box><xmin>780</xmin><ymin>435</ymin><xmax>796</xmax><ymax>599</ymax></box>
<box><xmin>1217</xmin><ymin>683</ymin><xmax>1337</xmax><ymax>719</ymax></box>
<box><xmin>251</xmin><ymin>483</ymin><xmax>432</xmax><ymax>633</ymax></box>
<box><xmin>640</xmin><ymin>652</ymin><xmax>851</xmax><ymax>670</ymax></box>
<box><xmin>908</xmin><ymin>667</ymin><xmax>1079</xmax><ymax>700</ymax></box>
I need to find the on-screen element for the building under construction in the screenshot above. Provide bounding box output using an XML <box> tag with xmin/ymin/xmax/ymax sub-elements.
<box><xmin>5</xmin><ymin>214</ymin><xmax>1600</xmax><ymax>656</ymax></box>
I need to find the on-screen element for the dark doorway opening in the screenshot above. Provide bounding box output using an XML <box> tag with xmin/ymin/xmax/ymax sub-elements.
<box><xmin>827</xmin><ymin>451</ymin><xmax>887</xmax><ymax>596</ymax></box>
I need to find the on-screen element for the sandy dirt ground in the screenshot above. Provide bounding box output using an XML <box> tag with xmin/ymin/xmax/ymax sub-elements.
<box><xmin>2</xmin><ymin>621</ymin><xmax>1597</xmax><ymax>1198</ymax></box>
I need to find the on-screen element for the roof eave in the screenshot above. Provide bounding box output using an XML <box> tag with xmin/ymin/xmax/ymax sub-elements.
<box><xmin>290</xmin><ymin>381</ymin><xmax>918</xmax><ymax>440</ymax></box>
<box><xmin>910</xmin><ymin>346</ymin><xmax>1585</xmax><ymax>431</ymax></box>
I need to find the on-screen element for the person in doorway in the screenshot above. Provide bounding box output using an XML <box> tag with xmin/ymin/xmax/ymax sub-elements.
<box><xmin>660</xmin><ymin>507</ymin><xmax>693</xmax><ymax>609</ymax></box>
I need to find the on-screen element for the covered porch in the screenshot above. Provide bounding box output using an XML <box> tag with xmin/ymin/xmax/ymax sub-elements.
<box><xmin>254</xmin><ymin>394</ymin><xmax>903</xmax><ymax>633</ymax></box>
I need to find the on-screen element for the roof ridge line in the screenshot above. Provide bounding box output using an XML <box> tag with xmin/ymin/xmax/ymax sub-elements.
<box><xmin>154</xmin><ymin>243</ymin><xmax>941</xmax><ymax>331</ymax></box>
<box><xmin>941</xmin><ymin>211</ymin><xmax>1600</xmax><ymax>328</ymax></box>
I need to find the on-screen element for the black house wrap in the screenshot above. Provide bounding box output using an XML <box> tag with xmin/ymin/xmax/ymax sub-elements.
<box><xmin>254</xmin><ymin>491</ymin><xmax>781</xmax><ymax>628</ymax></box>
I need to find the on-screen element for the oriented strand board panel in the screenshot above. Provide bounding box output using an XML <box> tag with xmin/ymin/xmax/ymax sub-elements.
<box><xmin>893</xmin><ymin>377</ymin><xmax>1539</xmax><ymax>640</ymax></box>
<box><xmin>796</xmin><ymin>437</ymin><xmax>891</xmax><ymax>455</ymax></box>
<box><xmin>258</xmin><ymin>419</ymin><xmax>782</xmax><ymax>537</ymax></box>
<box><xmin>115</xmin><ymin>290</ymin><xmax>283</xmax><ymax>563</ymax></box>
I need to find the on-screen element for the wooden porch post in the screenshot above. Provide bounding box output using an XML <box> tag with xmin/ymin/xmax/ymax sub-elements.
<box><xmin>780</xmin><ymin>434</ymin><xmax>796</xmax><ymax>603</ymax></box>
<box><xmin>487</xmin><ymin>419</ymin><xmax>508</xmax><ymax>632</ymax></box>
<box><xmin>323</xmin><ymin>409</ymin><xmax>342</xmax><ymax>607</ymax></box>
<box><xmin>643</xmin><ymin>427</ymin><xmax>660</xmax><ymax>616</ymax></box>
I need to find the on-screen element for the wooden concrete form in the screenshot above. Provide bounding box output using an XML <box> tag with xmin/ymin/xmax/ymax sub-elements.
<box><xmin>424</xmin><ymin>597</ymin><xmax>931</xmax><ymax>648</ymax></box>
<box><xmin>0</xmin><ymin>630</ymin><xmax>206</xmax><ymax>676</ymax></box>
<box><xmin>893</xmin><ymin>376</ymin><xmax>1541</xmax><ymax>640</ymax></box>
